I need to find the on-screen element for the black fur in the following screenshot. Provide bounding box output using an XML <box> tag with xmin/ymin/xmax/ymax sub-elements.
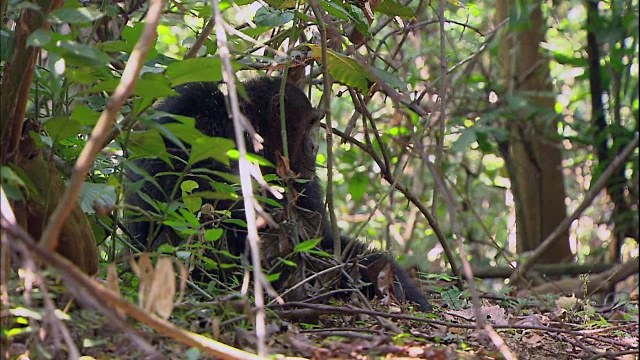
<box><xmin>125</xmin><ymin>77</ymin><xmax>431</xmax><ymax>312</ymax></box>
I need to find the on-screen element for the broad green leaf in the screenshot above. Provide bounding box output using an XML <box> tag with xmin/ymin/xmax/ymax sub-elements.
<box><xmin>1</xmin><ymin>167</ymin><xmax>27</xmax><ymax>201</ymax></box>
<box><xmin>451</xmin><ymin>128</ymin><xmax>477</xmax><ymax>153</ymax></box>
<box><xmin>179</xmin><ymin>208</ymin><xmax>201</xmax><ymax>228</ymax></box>
<box><xmin>49</xmin><ymin>7</ymin><xmax>103</xmax><ymax>24</ymax></box>
<box><xmin>135</xmin><ymin>75</ymin><xmax>176</xmax><ymax>99</ymax></box>
<box><xmin>78</xmin><ymin>182</ymin><xmax>116</xmax><ymax>214</ymax></box>
<box><xmin>181</xmin><ymin>180</ymin><xmax>199</xmax><ymax>193</ymax></box>
<box><xmin>188</xmin><ymin>136</ymin><xmax>235</xmax><ymax>166</ymax></box>
<box><xmin>26</xmin><ymin>29</ymin><xmax>51</xmax><ymax>47</ymax></box>
<box><xmin>120</xmin><ymin>23</ymin><xmax>158</xmax><ymax>60</ymax></box>
<box><xmin>97</xmin><ymin>40</ymin><xmax>129</xmax><ymax>53</ymax></box>
<box><xmin>166</xmin><ymin>58</ymin><xmax>240</xmax><ymax>86</ymax></box>
<box><xmin>127</xmin><ymin>130</ymin><xmax>170</xmax><ymax>163</ymax></box>
<box><xmin>157</xmin><ymin>120</ymin><xmax>202</xmax><ymax>149</ymax></box>
<box><xmin>309</xmin><ymin>45</ymin><xmax>370</xmax><ymax>92</ymax></box>
<box><xmin>348</xmin><ymin>172</ymin><xmax>368</xmax><ymax>202</ymax></box>
<box><xmin>369</xmin><ymin>66</ymin><xmax>407</xmax><ymax>91</ymax></box>
<box><xmin>50</xmin><ymin>40</ymin><xmax>111</xmax><ymax>67</ymax></box>
<box><xmin>377</xmin><ymin>0</ymin><xmax>416</xmax><ymax>18</ymax></box>
<box><xmin>241</xmin><ymin>26</ymin><xmax>271</xmax><ymax>38</ymax></box>
<box><xmin>204</xmin><ymin>228</ymin><xmax>224</xmax><ymax>241</ymax></box>
<box><xmin>254</xmin><ymin>6</ymin><xmax>294</xmax><ymax>27</ymax></box>
<box><xmin>181</xmin><ymin>180</ymin><xmax>202</xmax><ymax>213</ymax></box>
<box><xmin>201</xmin><ymin>257</ymin><xmax>220</xmax><ymax>270</ymax></box>
<box><xmin>70</xmin><ymin>105</ymin><xmax>100</xmax><ymax>128</ymax></box>
<box><xmin>227</xmin><ymin>149</ymin><xmax>273</xmax><ymax>167</ymax></box>
<box><xmin>317</xmin><ymin>0</ymin><xmax>351</xmax><ymax>21</ymax></box>
<box><xmin>43</xmin><ymin>116</ymin><xmax>81</xmax><ymax>142</ymax></box>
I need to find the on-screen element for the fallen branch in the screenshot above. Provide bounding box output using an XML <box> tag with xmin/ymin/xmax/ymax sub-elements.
<box><xmin>518</xmin><ymin>258</ymin><xmax>639</xmax><ymax>297</ymax></box>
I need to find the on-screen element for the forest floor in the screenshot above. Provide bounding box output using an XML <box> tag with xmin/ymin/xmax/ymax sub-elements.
<box><xmin>2</xmin><ymin>273</ymin><xmax>638</xmax><ymax>360</ymax></box>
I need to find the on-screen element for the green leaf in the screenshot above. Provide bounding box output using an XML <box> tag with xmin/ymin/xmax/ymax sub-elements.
<box><xmin>43</xmin><ymin>116</ymin><xmax>81</xmax><ymax>142</ymax></box>
<box><xmin>241</xmin><ymin>26</ymin><xmax>271</xmax><ymax>38</ymax></box>
<box><xmin>280</xmin><ymin>258</ymin><xmax>297</xmax><ymax>267</ymax></box>
<box><xmin>26</xmin><ymin>29</ymin><xmax>51</xmax><ymax>47</ymax></box>
<box><xmin>50</xmin><ymin>40</ymin><xmax>111</xmax><ymax>67</ymax></box>
<box><xmin>166</xmin><ymin>58</ymin><xmax>240</xmax><ymax>87</ymax></box>
<box><xmin>369</xmin><ymin>66</ymin><xmax>408</xmax><ymax>91</ymax></box>
<box><xmin>135</xmin><ymin>74</ymin><xmax>176</xmax><ymax>99</ymax></box>
<box><xmin>552</xmin><ymin>52</ymin><xmax>588</xmax><ymax>67</ymax></box>
<box><xmin>348</xmin><ymin>172</ymin><xmax>368</xmax><ymax>202</ymax></box>
<box><xmin>266</xmin><ymin>272</ymin><xmax>281</xmax><ymax>282</ymax></box>
<box><xmin>317</xmin><ymin>0</ymin><xmax>351</xmax><ymax>21</ymax></box>
<box><xmin>451</xmin><ymin>128</ymin><xmax>477</xmax><ymax>153</ymax></box>
<box><xmin>179</xmin><ymin>208</ymin><xmax>201</xmax><ymax>228</ymax></box>
<box><xmin>294</xmin><ymin>238</ymin><xmax>322</xmax><ymax>253</ymax></box>
<box><xmin>181</xmin><ymin>180</ymin><xmax>202</xmax><ymax>213</ymax></box>
<box><xmin>377</xmin><ymin>0</ymin><xmax>416</xmax><ymax>18</ymax></box>
<box><xmin>227</xmin><ymin>149</ymin><xmax>273</xmax><ymax>167</ymax></box>
<box><xmin>78</xmin><ymin>182</ymin><xmax>116</xmax><ymax>214</ymax></box>
<box><xmin>158</xmin><ymin>118</ymin><xmax>201</xmax><ymax>148</ymax></box>
<box><xmin>223</xmin><ymin>218</ymin><xmax>247</xmax><ymax>227</ymax></box>
<box><xmin>263</xmin><ymin>0</ymin><xmax>297</xmax><ymax>9</ymax></box>
<box><xmin>181</xmin><ymin>180</ymin><xmax>199</xmax><ymax>193</ymax></box>
<box><xmin>127</xmin><ymin>130</ymin><xmax>170</xmax><ymax>163</ymax></box>
<box><xmin>189</xmin><ymin>191</ymin><xmax>235</xmax><ymax>200</ymax></box>
<box><xmin>201</xmin><ymin>257</ymin><xmax>220</xmax><ymax>270</ymax></box>
<box><xmin>188</xmin><ymin>136</ymin><xmax>235</xmax><ymax>166</ymax></box>
<box><xmin>309</xmin><ymin>45</ymin><xmax>371</xmax><ymax>92</ymax></box>
<box><xmin>49</xmin><ymin>7</ymin><xmax>104</xmax><ymax>24</ymax></box>
<box><xmin>254</xmin><ymin>7</ymin><xmax>294</xmax><ymax>27</ymax></box>
<box><xmin>204</xmin><ymin>228</ymin><xmax>224</xmax><ymax>241</ymax></box>
<box><xmin>120</xmin><ymin>23</ymin><xmax>158</xmax><ymax>60</ymax></box>
<box><xmin>1</xmin><ymin>167</ymin><xmax>27</xmax><ymax>201</ymax></box>
<box><xmin>70</xmin><ymin>105</ymin><xmax>100</xmax><ymax>128</ymax></box>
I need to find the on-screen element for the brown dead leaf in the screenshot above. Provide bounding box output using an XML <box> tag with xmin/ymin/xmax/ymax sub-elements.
<box><xmin>510</xmin><ymin>314</ymin><xmax>544</xmax><ymax>327</ymax></box>
<box><xmin>147</xmin><ymin>257</ymin><xmax>176</xmax><ymax>319</ymax></box>
<box><xmin>407</xmin><ymin>345</ymin><xmax>425</xmax><ymax>357</ymax></box>
<box><xmin>447</xmin><ymin>305</ymin><xmax>509</xmax><ymax>325</ymax></box>
<box><xmin>131</xmin><ymin>254</ymin><xmax>155</xmax><ymax>309</ymax></box>
<box><xmin>522</xmin><ymin>332</ymin><xmax>545</xmax><ymax>347</ymax></box>
<box><xmin>106</xmin><ymin>263</ymin><xmax>125</xmax><ymax>318</ymax></box>
<box><xmin>556</xmin><ymin>295</ymin><xmax>579</xmax><ymax>310</ymax></box>
<box><xmin>483</xmin><ymin>305</ymin><xmax>508</xmax><ymax>326</ymax></box>
<box><xmin>106</xmin><ymin>263</ymin><xmax>120</xmax><ymax>294</ymax></box>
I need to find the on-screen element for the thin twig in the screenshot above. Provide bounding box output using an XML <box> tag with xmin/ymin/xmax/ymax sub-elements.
<box><xmin>211</xmin><ymin>0</ymin><xmax>267</xmax><ymax>355</ymax></box>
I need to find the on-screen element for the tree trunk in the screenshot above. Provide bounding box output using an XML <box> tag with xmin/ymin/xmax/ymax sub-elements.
<box><xmin>496</xmin><ymin>1</ymin><xmax>572</xmax><ymax>264</ymax></box>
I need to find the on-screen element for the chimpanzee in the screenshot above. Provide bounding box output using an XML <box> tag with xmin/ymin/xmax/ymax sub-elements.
<box><xmin>125</xmin><ymin>76</ymin><xmax>431</xmax><ymax>312</ymax></box>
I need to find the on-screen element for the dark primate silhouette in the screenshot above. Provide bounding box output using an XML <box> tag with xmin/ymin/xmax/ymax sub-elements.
<box><xmin>125</xmin><ymin>77</ymin><xmax>431</xmax><ymax>311</ymax></box>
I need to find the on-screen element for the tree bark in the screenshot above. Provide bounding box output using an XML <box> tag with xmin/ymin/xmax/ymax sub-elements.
<box><xmin>496</xmin><ymin>1</ymin><xmax>572</xmax><ymax>264</ymax></box>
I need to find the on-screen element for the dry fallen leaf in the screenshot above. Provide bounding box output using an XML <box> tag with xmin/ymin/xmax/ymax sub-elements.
<box><xmin>556</xmin><ymin>295</ymin><xmax>579</xmax><ymax>310</ymax></box>
<box><xmin>106</xmin><ymin>263</ymin><xmax>120</xmax><ymax>294</ymax></box>
<box><xmin>147</xmin><ymin>257</ymin><xmax>176</xmax><ymax>319</ymax></box>
<box><xmin>131</xmin><ymin>254</ymin><xmax>155</xmax><ymax>309</ymax></box>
